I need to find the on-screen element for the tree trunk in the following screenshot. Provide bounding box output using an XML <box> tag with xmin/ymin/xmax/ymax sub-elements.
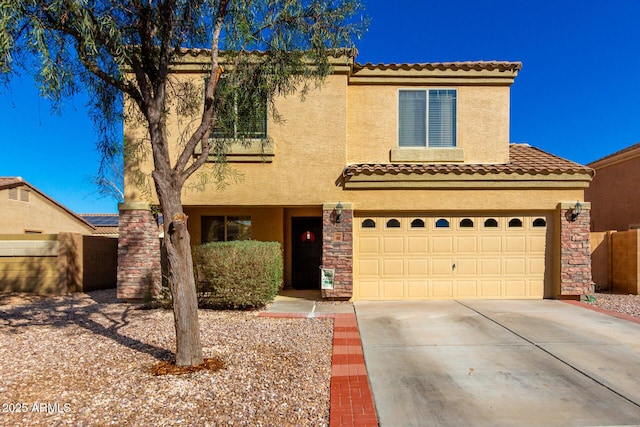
<box><xmin>161</xmin><ymin>188</ymin><xmax>204</xmax><ymax>367</ymax></box>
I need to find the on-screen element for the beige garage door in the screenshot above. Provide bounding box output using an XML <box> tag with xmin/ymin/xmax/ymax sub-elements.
<box><xmin>354</xmin><ymin>215</ymin><xmax>549</xmax><ymax>300</ymax></box>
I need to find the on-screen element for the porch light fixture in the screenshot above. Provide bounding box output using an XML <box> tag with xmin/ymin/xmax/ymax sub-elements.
<box><xmin>335</xmin><ymin>202</ymin><xmax>343</xmax><ymax>223</ymax></box>
<box><xmin>571</xmin><ymin>201</ymin><xmax>582</xmax><ymax>221</ymax></box>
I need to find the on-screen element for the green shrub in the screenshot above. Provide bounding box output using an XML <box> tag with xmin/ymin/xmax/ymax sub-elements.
<box><xmin>192</xmin><ymin>241</ymin><xmax>283</xmax><ymax>309</ymax></box>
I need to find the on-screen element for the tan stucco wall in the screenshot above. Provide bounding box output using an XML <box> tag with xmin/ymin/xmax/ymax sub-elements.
<box><xmin>585</xmin><ymin>154</ymin><xmax>640</xmax><ymax>231</ymax></box>
<box><xmin>347</xmin><ymin>85</ymin><xmax>510</xmax><ymax>165</ymax></box>
<box><xmin>124</xmin><ymin>66</ymin><xmax>581</xmax><ymax>211</ymax></box>
<box><xmin>610</xmin><ymin>230</ymin><xmax>640</xmax><ymax>294</ymax></box>
<box><xmin>590</xmin><ymin>231</ymin><xmax>611</xmax><ymax>291</ymax></box>
<box><xmin>0</xmin><ymin>233</ymin><xmax>117</xmax><ymax>295</ymax></box>
<box><xmin>124</xmin><ymin>68</ymin><xmax>516</xmax><ymax>207</ymax></box>
<box><xmin>0</xmin><ymin>186</ymin><xmax>94</xmax><ymax>235</ymax></box>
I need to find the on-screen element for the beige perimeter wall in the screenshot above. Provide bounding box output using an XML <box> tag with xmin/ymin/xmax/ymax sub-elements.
<box><xmin>0</xmin><ymin>234</ymin><xmax>117</xmax><ymax>295</ymax></box>
<box><xmin>590</xmin><ymin>229</ymin><xmax>640</xmax><ymax>294</ymax></box>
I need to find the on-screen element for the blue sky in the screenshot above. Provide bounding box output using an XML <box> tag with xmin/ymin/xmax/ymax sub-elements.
<box><xmin>1</xmin><ymin>0</ymin><xmax>639</xmax><ymax>214</ymax></box>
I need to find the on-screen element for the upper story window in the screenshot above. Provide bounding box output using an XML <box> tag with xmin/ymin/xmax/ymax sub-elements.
<box><xmin>398</xmin><ymin>89</ymin><xmax>457</xmax><ymax>148</ymax></box>
<box><xmin>210</xmin><ymin>77</ymin><xmax>267</xmax><ymax>140</ymax></box>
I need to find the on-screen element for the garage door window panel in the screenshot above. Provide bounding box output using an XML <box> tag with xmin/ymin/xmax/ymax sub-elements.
<box><xmin>508</xmin><ymin>218</ymin><xmax>523</xmax><ymax>228</ymax></box>
<box><xmin>361</xmin><ymin>219</ymin><xmax>377</xmax><ymax>229</ymax></box>
<box><xmin>459</xmin><ymin>218</ymin><xmax>474</xmax><ymax>228</ymax></box>
<box><xmin>533</xmin><ymin>218</ymin><xmax>547</xmax><ymax>227</ymax></box>
<box><xmin>410</xmin><ymin>218</ymin><xmax>425</xmax><ymax>228</ymax></box>
<box><xmin>483</xmin><ymin>218</ymin><xmax>499</xmax><ymax>228</ymax></box>
<box><xmin>435</xmin><ymin>218</ymin><xmax>450</xmax><ymax>228</ymax></box>
<box><xmin>386</xmin><ymin>219</ymin><xmax>401</xmax><ymax>229</ymax></box>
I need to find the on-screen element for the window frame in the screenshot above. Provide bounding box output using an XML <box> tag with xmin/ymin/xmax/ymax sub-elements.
<box><xmin>398</xmin><ymin>88</ymin><xmax>457</xmax><ymax>148</ymax></box>
<box><xmin>201</xmin><ymin>215</ymin><xmax>252</xmax><ymax>243</ymax></box>
<box><xmin>206</xmin><ymin>76</ymin><xmax>268</xmax><ymax>141</ymax></box>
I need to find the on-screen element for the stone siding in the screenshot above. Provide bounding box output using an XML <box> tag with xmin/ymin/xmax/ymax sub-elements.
<box><xmin>321</xmin><ymin>204</ymin><xmax>353</xmax><ymax>299</ymax></box>
<box><xmin>117</xmin><ymin>203</ymin><xmax>161</xmax><ymax>299</ymax></box>
<box><xmin>560</xmin><ymin>203</ymin><xmax>593</xmax><ymax>295</ymax></box>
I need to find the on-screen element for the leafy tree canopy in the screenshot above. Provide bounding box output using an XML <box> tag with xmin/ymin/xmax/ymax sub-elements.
<box><xmin>0</xmin><ymin>0</ymin><xmax>366</xmax><ymax>182</ymax></box>
<box><xmin>0</xmin><ymin>0</ymin><xmax>366</xmax><ymax>367</ymax></box>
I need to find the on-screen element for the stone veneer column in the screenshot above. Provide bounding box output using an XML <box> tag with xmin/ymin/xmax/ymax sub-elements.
<box><xmin>559</xmin><ymin>202</ymin><xmax>593</xmax><ymax>296</ymax></box>
<box><xmin>117</xmin><ymin>202</ymin><xmax>161</xmax><ymax>300</ymax></box>
<box><xmin>322</xmin><ymin>202</ymin><xmax>353</xmax><ymax>299</ymax></box>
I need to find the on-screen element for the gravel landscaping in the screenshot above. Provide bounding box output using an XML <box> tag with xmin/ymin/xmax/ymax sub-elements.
<box><xmin>1</xmin><ymin>288</ymin><xmax>639</xmax><ymax>426</ymax></box>
<box><xmin>0</xmin><ymin>289</ymin><xmax>333</xmax><ymax>426</ymax></box>
<box><xmin>591</xmin><ymin>292</ymin><xmax>640</xmax><ymax>319</ymax></box>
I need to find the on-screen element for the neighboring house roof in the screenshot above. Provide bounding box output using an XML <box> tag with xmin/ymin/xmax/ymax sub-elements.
<box><xmin>343</xmin><ymin>144</ymin><xmax>593</xmax><ymax>181</ymax></box>
<box><xmin>0</xmin><ymin>177</ymin><xmax>96</xmax><ymax>231</ymax></box>
<box><xmin>0</xmin><ymin>177</ymin><xmax>24</xmax><ymax>187</ymax></box>
<box><xmin>80</xmin><ymin>214</ymin><xmax>119</xmax><ymax>236</ymax></box>
<box><xmin>587</xmin><ymin>142</ymin><xmax>640</xmax><ymax>169</ymax></box>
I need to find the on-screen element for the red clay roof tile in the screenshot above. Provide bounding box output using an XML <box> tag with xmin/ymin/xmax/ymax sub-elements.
<box><xmin>343</xmin><ymin>144</ymin><xmax>593</xmax><ymax>178</ymax></box>
<box><xmin>354</xmin><ymin>61</ymin><xmax>523</xmax><ymax>73</ymax></box>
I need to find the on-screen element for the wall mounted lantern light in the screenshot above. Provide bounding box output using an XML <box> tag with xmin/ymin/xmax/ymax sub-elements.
<box><xmin>570</xmin><ymin>201</ymin><xmax>582</xmax><ymax>222</ymax></box>
<box><xmin>335</xmin><ymin>202</ymin><xmax>343</xmax><ymax>223</ymax></box>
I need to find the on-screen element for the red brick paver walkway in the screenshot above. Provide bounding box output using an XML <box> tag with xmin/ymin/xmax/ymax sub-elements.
<box><xmin>260</xmin><ymin>311</ymin><xmax>378</xmax><ymax>427</ymax></box>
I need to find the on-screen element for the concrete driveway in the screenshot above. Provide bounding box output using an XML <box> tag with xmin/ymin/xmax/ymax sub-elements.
<box><xmin>355</xmin><ymin>300</ymin><xmax>640</xmax><ymax>427</ymax></box>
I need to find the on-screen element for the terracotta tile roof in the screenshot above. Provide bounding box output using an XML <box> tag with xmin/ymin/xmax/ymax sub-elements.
<box><xmin>343</xmin><ymin>144</ymin><xmax>593</xmax><ymax>178</ymax></box>
<box><xmin>354</xmin><ymin>61</ymin><xmax>522</xmax><ymax>73</ymax></box>
<box><xmin>90</xmin><ymin>226</ymin><xmax>120</xmax><ymax>236</ymax></box>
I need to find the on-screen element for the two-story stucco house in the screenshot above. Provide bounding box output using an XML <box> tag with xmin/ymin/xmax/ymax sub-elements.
<box><xmin>118</xmin><ymin>52</ymin><xmax>594</xmax><ymax>301</ymax></box>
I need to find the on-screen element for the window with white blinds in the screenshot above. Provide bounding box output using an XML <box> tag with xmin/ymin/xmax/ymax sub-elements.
<box><xmin>399</xmin><ymin>89</ymin><xmax>456</xmax><ymax>148</ymax></box>
<box><xmin>209</xmin><ymin>77</ymin><xmax>267</xmax><ymax>140</ymax></box>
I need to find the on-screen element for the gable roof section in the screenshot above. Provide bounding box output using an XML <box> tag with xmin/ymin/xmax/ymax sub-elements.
<box><xmin>0</xmin><ymin>177</ymin><xmax>95</xmax><ymax>231</ymax></box>
<box><xmin>341</xmin><ymin>144</ymin><xmax>593</xmax><ymax>189</ymax></box>
<box><xmin>588</xmin><ymin>142</ymin><xmax>640</xmax><ymax>169</ymax></box>
<box><xmin>0</xmin><ymin>177</ymin><xmax>24</xmax><ymax>188</ymax></box>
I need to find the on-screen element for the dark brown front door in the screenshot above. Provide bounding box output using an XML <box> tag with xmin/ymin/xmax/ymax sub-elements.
<box><xmin>292</xmin><ymin>217</ymin><xmax>323</xmax><ymax>289</ymax></box>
